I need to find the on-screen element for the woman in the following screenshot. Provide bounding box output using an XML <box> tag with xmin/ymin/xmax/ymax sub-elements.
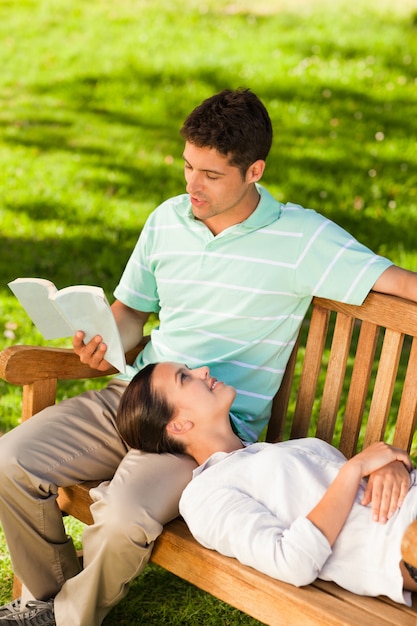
<box><xmin>116</xmin><ymin>362</ymin><xmax>417</xmax><ymax>606</ymax></box>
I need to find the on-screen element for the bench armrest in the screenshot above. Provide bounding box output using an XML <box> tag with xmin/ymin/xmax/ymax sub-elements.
<box><xmin>0</xmin><ymin>340</ymin><xmax>148</xmax><ymax>386</ymax></box>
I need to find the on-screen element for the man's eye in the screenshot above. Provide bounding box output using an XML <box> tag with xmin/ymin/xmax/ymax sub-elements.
<box><xmin>180</xmin><ymin>372</ymin><xmax>189</xmax><ymax>383</ymax></box>
<box><xmin>206</xmin><ymin>174</ymin><xmax>218</xmax><ymax>180</ymax></box>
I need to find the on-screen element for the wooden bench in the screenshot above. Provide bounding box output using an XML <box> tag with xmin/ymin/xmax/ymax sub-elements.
<box><xmin>2</xmin><ymin>292</ymin><xmax>417</xmax><ymax>625</ymax></box>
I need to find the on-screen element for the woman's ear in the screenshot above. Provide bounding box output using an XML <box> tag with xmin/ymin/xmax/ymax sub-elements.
<box><xmin>166</xmin><ymin>419</ymin><xmax>193</xmax><ymax>436</ymax></box>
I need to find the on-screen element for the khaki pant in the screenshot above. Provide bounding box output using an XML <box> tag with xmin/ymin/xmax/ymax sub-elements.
<box><xmin>0</xmin><ymin>379</ymin><xmax>196</xmax><ymax>626</ymax></box>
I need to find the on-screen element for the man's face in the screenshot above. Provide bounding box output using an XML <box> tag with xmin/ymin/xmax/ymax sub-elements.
<box><xmin>183</xmin><ymin>141</ymin><xmax>261</xmax><ymax>235</ymax></box>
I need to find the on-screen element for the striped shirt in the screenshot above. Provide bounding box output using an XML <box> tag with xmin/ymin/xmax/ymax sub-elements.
<box><xmin>114</xmin><ymin>185</ymin><xmax>392</xmax><ymax>442</ymax></box>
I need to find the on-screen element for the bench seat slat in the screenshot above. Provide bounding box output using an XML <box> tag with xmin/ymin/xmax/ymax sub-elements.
<box><xmin>152</xmin><ymin>519</ymin><xmax>413</xmax><ymax>626</ymax></box>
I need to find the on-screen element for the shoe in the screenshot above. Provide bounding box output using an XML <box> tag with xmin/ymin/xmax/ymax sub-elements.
<box><xmin>0</xmin><ymin>600</ymin><xmax>21</xmax><ymax>618</ymax></box>
<box><xmin>0</xmin><ymin>600</ymin><xmax>55</xmax><ymax>625</ymax></box>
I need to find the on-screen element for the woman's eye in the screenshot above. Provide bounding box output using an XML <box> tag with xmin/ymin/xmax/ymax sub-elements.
<box><xmin>180</xmin><ymin>372</ymin><xmax>189</xmax><ymax>383</ymax></box>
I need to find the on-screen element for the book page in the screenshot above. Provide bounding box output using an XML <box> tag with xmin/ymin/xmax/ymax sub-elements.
<box><xmin>8</xmin><ymin>278</ymin><xmax>127</xmax><ymax>373</ymax></box>
<box><xmin>8</xmin><ymin>278</ymin><xmax>74</xmax><ymax>339</ymax></box>
<box><xmin>54</xmin><ymin>287</ymin><xmax>126</xmax><ymax>373</ymax></box>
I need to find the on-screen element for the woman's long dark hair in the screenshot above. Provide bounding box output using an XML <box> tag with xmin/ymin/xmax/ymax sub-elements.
<box><xmin>116</xmin><ymin>363</ymin><xmax>186</xmax><ymax>455</ymax></box>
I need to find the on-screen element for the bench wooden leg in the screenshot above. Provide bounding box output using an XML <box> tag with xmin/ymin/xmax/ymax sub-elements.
<box><xmin>12</xmin><ymin>576</ymin><xmax>22</xmax><ymax>600</ymax></box>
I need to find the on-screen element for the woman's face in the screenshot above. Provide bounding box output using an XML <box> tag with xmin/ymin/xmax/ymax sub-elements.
<box><xmin>151</xmin><ymin>362</ymin><xmax>236</xmax><ymax>424</ymax></box>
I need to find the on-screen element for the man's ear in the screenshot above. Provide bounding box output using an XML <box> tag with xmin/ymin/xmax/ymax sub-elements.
<box><xmin>246</xmin><ymin>159</ymin><xmax>265</xmax><ymax>183</ymax></box>
<box><xmin>166</xmin><ymin>419</ymin><xmax>193</xmax><ymax>436</ymax></box>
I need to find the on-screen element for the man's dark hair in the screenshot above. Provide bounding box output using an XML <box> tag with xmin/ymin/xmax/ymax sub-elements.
<box><xmin>116</xmin><ymin>363</ymin><xmax>186</xmax><ymax>455</ymax></box>
<box><xmin>180</xmin><ymin>88</ymin><xmax>273</xmax><ymax>177</ymax></box>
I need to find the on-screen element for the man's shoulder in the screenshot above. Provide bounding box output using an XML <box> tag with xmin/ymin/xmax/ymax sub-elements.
<box><xmin>257</xmin><ymin>186</ymin><xmax>327</xmax><ymax>229</ymax></box>
<box><xmin>262</xmin><ymin>199</ymin><xmax>328</xmax><ymax>233</ymax></box>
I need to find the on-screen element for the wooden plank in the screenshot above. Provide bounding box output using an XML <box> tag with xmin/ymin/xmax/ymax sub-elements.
<box><xmin>313</xmin><ymin>580</ymin><xmax>417</xmax><ymax>625</ymax></box>
<box><xmin>339</xmin><ymin>320</ymin><xmax>379</xmax><ymax>458</ymax></box>
<box><xmin>364</xmin><ymin>329</ymin><xmax>403</xmax><ymax>447</ymax></box>
<box><xmin>316</xmin><ymin>312</ymin><xmax>354</xmax><ymax>443</ymax></box>
<box><xmin>315</xmin><ymin>293</ymin><xmax>417</xmax><ymax>337</ymax></box>
<box><xmin>151</xmin><ymin>519</ymin><xmax>415</xmax><ymax>626</ymax></box>
<box><xmin>291</xmin><ymin>304</ymin><xmax>329</xmax><ymax>439</ymax></box>
<box><xmin>393</xmin><ymin>336</ymin><xmax>417</xmax><ymax>450</ymax></box>
<box><xmin>267</xmin><ymin>335</ymin><xmax>299</xmax><ymax>443</ymax></box>
<box><xmin>0</xmin><ymin>342</ymin><xmax>147</xmax><ymax>385</ymax></box>
<box><xmin>57</xmin><ymin>483</ymin><xmax>95</xmax><ymax>525</ymax></box>
<box><xmin>0</xmin><ymin>346</ymin><xmax>111</xmax><ymax>384</ymax></box>
<box><xmin>21</xmin><ymin>379</ymin><xmax>57</xmax><ymax>422</ymax></box>
<box><xmin>55</xmin><ymin>487</ymin><xmax>417</xmax><ymax>626</ymax></box>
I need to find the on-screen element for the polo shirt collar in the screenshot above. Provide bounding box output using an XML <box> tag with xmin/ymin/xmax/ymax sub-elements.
<box><xmin>242</xmin><ymin>184</ymin><xmax>282</xmax><ymax>230</ymax></box>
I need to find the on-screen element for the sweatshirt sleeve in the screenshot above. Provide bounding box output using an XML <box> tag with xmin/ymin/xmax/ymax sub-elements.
<box><xmin>180</xmin><ymin>484</ymin><xmax>332</xmax><ymax>587</ymax></box>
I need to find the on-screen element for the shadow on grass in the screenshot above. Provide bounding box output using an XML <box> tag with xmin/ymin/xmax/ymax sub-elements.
<box><xmin>1</xmin><ymin>5</ymin><xmax>417</xmax><ymax>303</ymax></box>
<box><xmin>2</xmin><ymin>61</ymin><xmax>416</xmax><ymax>222</ymax></box>
<box><xmin>103</xmin><ymin>564</ymin><xmax>263</xmax><ymax>626</ymax></box>
<box><xmin>0</xmin><ymin>232</ymin><xmax>138</xmax><ymax>294</ymax></box>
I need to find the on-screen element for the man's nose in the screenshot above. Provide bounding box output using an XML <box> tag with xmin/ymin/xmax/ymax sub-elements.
<box><xmin>186</xmin><ymin>171</ymin><xmax>202</xmax><ymax>195</ymax></box>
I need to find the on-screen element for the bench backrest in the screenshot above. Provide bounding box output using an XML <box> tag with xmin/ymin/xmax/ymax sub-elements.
<box><xmin>267</xmin><ymin>293</ymin><xmax>417</xmax><ymax>459</ymax></box>
<box><xmin>2</xmin><ymin>292</ymin><xmax>417</xmax><ymax>460</ymax></box>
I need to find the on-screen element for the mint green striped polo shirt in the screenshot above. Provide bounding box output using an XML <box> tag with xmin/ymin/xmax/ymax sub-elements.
<box><xmin>114</xmin><ymin>184</ymin><xmax>392</xmax><ymax>442</ymax></box>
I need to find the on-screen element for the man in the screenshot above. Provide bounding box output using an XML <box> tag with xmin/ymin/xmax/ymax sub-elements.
<box><xmin>0</xmin><ymin>88</ymin><xmax>416</xmax><ymax>626</ymax></box>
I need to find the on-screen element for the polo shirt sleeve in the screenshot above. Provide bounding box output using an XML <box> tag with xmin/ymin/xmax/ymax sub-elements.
<box><xmin>292</xmin><ymin>209</ymin><xmax>393</xmax><ymax>305</ymax></box>
<box><xmin>180</xmin><ymin>483</ymin><xmax>332</xmax><ymax>587</ymax></box>
<box><xmin>113</xmin><ymin>221</ymin><xmax>161</xmax><ymax>314</ymax></box>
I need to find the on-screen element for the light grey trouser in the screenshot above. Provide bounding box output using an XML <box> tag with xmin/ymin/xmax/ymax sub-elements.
<box><xmin>0</xmin><ymin>379</ymin><xmax>197</xmax><ymax>626</ymax></box>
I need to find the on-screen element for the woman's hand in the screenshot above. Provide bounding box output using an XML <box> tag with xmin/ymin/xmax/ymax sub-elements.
<box><xmin>362</xmin><ymin>461</ymin><xmax>411</xmax><ymax>523</ymax></box>
<box><xmin>350</xmin><ymin>443</ymin><xmax>413</xmax><ymax>524</ymax></box>
<box><xmin>349</xmin><ymin>442</ymin><xmax>412</xmax><ymax>477</ymax></box>
<box><xmin>306</xmin><ymin>442</ymin><xmax>413</xmax><ymax>545</ymax></box>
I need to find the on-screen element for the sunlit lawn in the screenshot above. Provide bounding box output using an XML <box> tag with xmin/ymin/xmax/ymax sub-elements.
<box><xmin>1</xmin><ymin>0</ymin><xmax>417</xmax><ymax>622</ymax></box>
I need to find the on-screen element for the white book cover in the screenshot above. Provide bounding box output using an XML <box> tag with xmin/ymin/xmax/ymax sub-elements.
<box><xmin>8</xmin><ymin>277</ymin><xmax>126</xmax><ymax>373</ymax></box>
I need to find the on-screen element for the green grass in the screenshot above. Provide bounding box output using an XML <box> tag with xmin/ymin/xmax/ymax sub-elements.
<box><xmin>1</xmin><ymin>0</ymin><xmax>417</xmax><ymax>622</ymax></box>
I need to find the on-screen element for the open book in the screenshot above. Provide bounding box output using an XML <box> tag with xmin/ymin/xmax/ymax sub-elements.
<box><xmin>8</xmin><ymin>278</ymin><xmax>126</xmax><ymax>373</ymax></box>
